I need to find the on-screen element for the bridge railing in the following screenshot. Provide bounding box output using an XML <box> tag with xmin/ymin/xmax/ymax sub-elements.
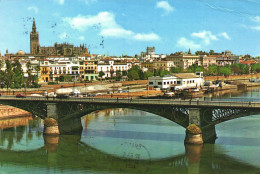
<box><xmin>0</xmin><ymin>95</ymin><xmax>259</xmax><ymax>108</ymax></box>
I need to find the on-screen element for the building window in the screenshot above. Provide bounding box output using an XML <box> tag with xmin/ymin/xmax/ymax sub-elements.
<box><xmin>164</xmin><ymin>82</ymin><xmax>166</xmax><ymax>85</ymax></box>
<box><xmin>158</xmin><ymin>82</ymin><xmax>162</xmax><ymax>85</ymax></box>
<box><xmin>149</xmin><ymin>82</ymin><xmax>153</xmax><ymax>85</ymax></box>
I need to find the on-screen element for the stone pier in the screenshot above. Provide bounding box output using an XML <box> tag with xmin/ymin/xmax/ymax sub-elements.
<box><xmin>46</xmin><ymin>103</ymin><xmax>83</xmax><ymax>135</ymax></box>
<box><xmin>45</xmin><ymin>103</ymin><xmax>59</xmax><ymax>135</ymax></box>
<box><xmin>188</xmin><ymin>108</ymin><xmax>217</xmax><ymax>144</ymax></box>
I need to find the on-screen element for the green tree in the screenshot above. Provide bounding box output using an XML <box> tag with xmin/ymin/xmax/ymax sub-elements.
<box><xmin>127</xmin><ymin>65</ymin><xmax>144</xmax><ymax>79</ymax></box>
<box><xmin>4</xmin><ymin>60</ymin><xmax>14</xmax><ymax>89</ymax></box>
<box><xmin>122</xmin><ymin>71</ymin><xmax>127</xmax><ymax>76</ymax></box>
<box><xmin>35</xmin><ymin>64</ymin><xmax>40</xmax><ymax>83</ymax></box>
<box><xmin>98</xmin><ymin>71</ymin><xmax>105</xmax><ymax>78</ymax></box>
<box><xmin>219</xmin><ymin>65</ymin><xmax>231</xmax><ymax>77</ymax></box>
<box><xmin>205</xmin><ymin>65</ymin><xmax>218</xmax><ymax>76</ymax></box>
<box><xmin>143</xmin><ymin>70</ymin><xmax>153</xmax><ymax>79</ymax></box>
<box><xmin>251</xmin><ymin>63</ymin><xmax>260</xmax><ymax>73</ymax></box>
<box><xmin>127</xmin><ymin>70</ymin><xmax>139</xmax><ymax>80</ymax></box>
<box><xmin>26</xmin><ymin>61</ymin><xmax>32</xmax><ymax>86</ymax></box>
<box><xmin>64</xmin><ymin>75</ymin><xmax>72</xmax><ymax>82</ymax></box>
<box><xmin>231</xmin><ymin>64</ymin><xmax>241</xmax><ymax>75</ymax></box>
<box><xmin>12</xmin><ymin>60</ymin><xmax>24</xmax><ymax>88</ymax></box>
<box><xmin>187</xmin><ymin>64</ymin><xmax>204</xmax><ymax>73</ymax></box>
<box><xmin>170</xmin><ymin>67</ymin><xmax>184</xmax><ymax>73</ymax></box>
<box><xmin>160</xmin><ymin>70</ymin><xmax>170</xmax><ymax>77</ymax></box>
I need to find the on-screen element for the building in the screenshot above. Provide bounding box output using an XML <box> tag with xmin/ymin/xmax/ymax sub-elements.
<box><xmin>166</xmin><ymin>50</ymin><xmax>201</xmax><ymax>69</ymax></box>
<box><xmin>40</xmin><ymin>57</ymin><xmax>79</xmax><ymax>82</ymax></box>
<box><xmin>97</xmin><ymin>59</ymin><xmax>132</xmax><ymax>78</ymax></box>
<box><xmin>148</xmin><ymin>72</ymin><xmax>204</xmax><ymax>90</ymax></box>
<box><xmin>153</xmin><ymin>61</ymin><xmax>174</xmax><ymax>71</ymax></box>
<box><xmin>79</xmin><ymin>59</ymin><xmax>98</xmax><ymax>81</ymax></box>
<box><xmin>201</xmin><ymin>55</ymin><xmax>217</xmax><ymax>67</ymax></box>
<box><xmin>30</xmin><ymin>18</ymin><xmax>86</xmax><ymax>57</ymax></box>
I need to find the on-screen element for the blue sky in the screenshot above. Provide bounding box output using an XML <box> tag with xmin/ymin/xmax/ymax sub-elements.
<box><xmin>0</xmin><ymin>0</ymin><xmax>260</xmax><ymax>56</ymax></box>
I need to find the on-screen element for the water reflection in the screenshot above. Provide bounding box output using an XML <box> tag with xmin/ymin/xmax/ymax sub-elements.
<box><xmin>0</xmin><ymin>116</ymin><xmax>43</xmax><ymax>151</ymax></box>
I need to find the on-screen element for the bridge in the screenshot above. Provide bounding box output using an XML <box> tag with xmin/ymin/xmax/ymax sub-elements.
<box><xmin>0</xmin><ymin>96</ymin><xmax>259</xmax><ymax>143</ymax></box>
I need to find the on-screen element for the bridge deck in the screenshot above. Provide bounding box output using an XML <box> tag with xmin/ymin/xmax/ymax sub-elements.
<box><xmin>0</xmin><ymin>96</ymin><xmax>259</xmax><ymax>109</ymax></box>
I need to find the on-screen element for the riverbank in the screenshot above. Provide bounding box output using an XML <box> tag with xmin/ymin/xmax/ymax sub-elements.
<box><xmin>0</xmin><ymin>105</ymin><xmax>32</xmax><ymax>119</ymax></box>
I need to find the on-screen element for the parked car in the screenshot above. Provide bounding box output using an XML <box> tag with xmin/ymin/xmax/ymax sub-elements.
<box><xmin>48</xmin><ymin>92</ymin><xmax>57</xmax><ymax>97</ymax></box>
<box><xmin>16</xmin><ymin>94</ymin><xmax>26</xmax><ymax>98</ymax></box>
<box><xmin>56</xmin><ymin>94</ymin><xmax>70</xmax><ymax>99</ymax></box>
<box><xmin>88</xmin><ymin>94</ymin><xmax>96</xmax><ymax>97</ymax></box>
<box><xmin>30</xmin><ymin>94</ymin><xmax>42</xmax><ymax>97</ymax></box>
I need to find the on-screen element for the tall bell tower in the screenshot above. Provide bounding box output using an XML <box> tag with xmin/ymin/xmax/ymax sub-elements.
<box><xmin>30</xmin><ymin>18</ymin><xmax>40</xmax><ymax>55</ymax></box>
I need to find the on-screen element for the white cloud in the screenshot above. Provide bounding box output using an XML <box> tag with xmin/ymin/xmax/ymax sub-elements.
<box><xmin>27</xmin><ymin>6</ymin><xmax>38</xmax><ymax>13</ymax></box>
<box><xmin>63</xmin><ymin>12</ymin><xmax>118</xmax><ymax>31</ymax></box>
<box><xmin>250</xmin><ymin>16</ymin><xmax>260</xmax><ymax>23</ymax></box>
<box><xmin>59</xmin><ymin>32</ymin><xmax>68</xmax><ymax>39</ymax></box>
<box><xmin>79</xmin><ymin>36</ymin><xmax>85</xmax><ymax>40</ymax></box>
<box><xmin>134</xmin><ymin>33</ymin><xmax>160</xmax><ymax>41</ymax></box>
<box><xmin>54</xmin><ymin>0</ymin><xmax>64</xmax><ymax>5</ymax></box>
<box><xmin>249</xmin><ymin>16</ymin><xmax>260</xmax><ymax>31</ymax></box>
<box><xmin>218</xmin><ymin>32</ymin><xmax>231</xmax><ymax>40</ymax></box>
<box><xmin>177</xmin><ymin>30</ymin><xmax>230</xmax><ymax>50</ymax></box>
<box><xmin>191</xmin><ymin>30</ymin><xmax>218</xmax><ymax>45</ymax></box>
<box><xmin>251</xmin><ymin>26</ymin><xmax>260</xmax><ymax>30</ymax></box>
<box><xmin>63</xmin><ymin>12</ymin><xmax>160</xmax><ymax>41</ymax></box>
<box><xmin>156</xmin><ymin>1</ymin><xmax>174</xmax><ymax>15</ymax></box>
<box><xmin>177</xmin><ymin>37</ymin><xmax>201</xmax><ymax>50</ymax></box>
<box><xmin>101</xmin><ymin>28</ymin><xmax>133</xmax><ymax>39</ymax></box>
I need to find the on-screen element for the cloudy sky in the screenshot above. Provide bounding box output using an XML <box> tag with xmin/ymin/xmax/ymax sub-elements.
<box><xmin>0</xmin><ymin>0</ymin><xmax>260</xmax><ymax>56</ymax></box>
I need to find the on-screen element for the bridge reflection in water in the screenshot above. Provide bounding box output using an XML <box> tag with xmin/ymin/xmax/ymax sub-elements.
<box><xmin>0</xmin><ymin>112</ymin><xmax>259</xmax><ymax>174</ymax></box>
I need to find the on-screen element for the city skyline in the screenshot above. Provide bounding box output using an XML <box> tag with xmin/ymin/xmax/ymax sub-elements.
<box><xmin>0</xmin><ymin>0</ymin><xmax>260</xmax><ymax>56</ymax></box>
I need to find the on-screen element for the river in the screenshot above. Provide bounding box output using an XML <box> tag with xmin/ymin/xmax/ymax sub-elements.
<box><xmin>0</xmin><ymin>88</ymin><xmax>259</xmax><ymax>173</ymax></box>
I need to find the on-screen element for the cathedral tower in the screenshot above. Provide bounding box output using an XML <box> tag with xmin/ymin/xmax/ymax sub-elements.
<box><xmin>30</xmin><ymin>18</ymin><xmax>40</xmax><ymax>55</ymax></box>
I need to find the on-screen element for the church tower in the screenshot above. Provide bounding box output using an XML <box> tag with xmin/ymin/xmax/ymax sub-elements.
<box><xmin>30</xmin><ymin>18</ymin><xmax>40</xmax><ymax>55</ymax></box>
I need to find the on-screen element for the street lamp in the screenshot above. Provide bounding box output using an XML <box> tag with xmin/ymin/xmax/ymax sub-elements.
<box><xmin>84</xmin><ymin>83</ymin><xmax>87</xmax><ymax>97</ymax></box>
<box><xmin>24</xmin><ymin>83</ymin><xmax>26</xmax><ymax>96</ymax></box>
<box><xmin>128</xmin><ymin>87</ymin><xmax>130</xmax><ymax>102</ymax></box>
<box><xmin>147</xmin><ymin>84</ymin><xmax>149</xmax><ymax>99</ymax></box>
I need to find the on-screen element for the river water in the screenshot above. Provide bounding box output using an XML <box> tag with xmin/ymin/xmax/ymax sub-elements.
<box><xmin>0</xmin><ymin>88</ymin><xmax>260</xmax><ymax>173</ymax></box>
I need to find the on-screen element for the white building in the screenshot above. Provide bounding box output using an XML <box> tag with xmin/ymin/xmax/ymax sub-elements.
<box><xmin>97</xmin><ymin>60</ymin><xmax>132</xmax><ymax>78</ymax></box>
<box><xmin>148</xmin><ymin>72</ymin><xmax>204</xmax><ymax>90</ymax></box>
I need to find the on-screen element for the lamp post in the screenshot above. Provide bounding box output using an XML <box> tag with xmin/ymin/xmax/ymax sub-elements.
<box><xmin>147</xmin><ymin>84</ymin><xmax>149</xmax><ymax>99</ymax></box>
<box><xmin>24</xmin><ymin>83</ymin><xmax>26</xmax><ymax>96</ymax></box>
<box><xmin>84</xmin><ymin>83</ymin><xmax>87</xmax><ymax>97</ymax></box>
<box><xmin>128</xmin><ymin>87</ymin><xmax>130</xmax><ymax>102</ymax></box>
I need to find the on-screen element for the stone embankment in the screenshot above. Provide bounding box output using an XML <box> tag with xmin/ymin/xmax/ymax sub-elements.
<box><xmin>0</xmin><ymin>105</ymin><xmax>32</xmax><ymax>119</ymax></box>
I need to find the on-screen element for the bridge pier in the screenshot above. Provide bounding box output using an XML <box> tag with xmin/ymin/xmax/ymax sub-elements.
<box><xmin>46</xmin><ymin>103</ymin><xmax>83</xmax><ymax>135</ymax></box>
<box><xmin>188</xmin><ymin>108</ymin><xmax>217</xmax><ymax>144</ymax></box>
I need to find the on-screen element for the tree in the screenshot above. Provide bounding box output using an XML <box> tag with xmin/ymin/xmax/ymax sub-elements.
<box><xmin>143</xmin><ymin>70</ymin><xmax>153</xmax><ymax>80</ymax></box>
<box><xmin>231</xmin><ymin>64</ymin><xmax>242</xmax><ymax>75</ymax></box>
<box><xmin>115</xmin><ymin>70</ymin><xmax>122</xmax><ymax>80</ymax></box>
<box><xmin>219</xmin><ymin>65</ymin><xmax>231</xmax><ymax>77</ymax></box>
<box><xmin>205</xmin><ymin>65</ymin><xmax>218</xmax><ymax>76</ymax></box>
<box><xmin>160</xmin><ymin>70</ymin><xmax>170</xmax><ymax>77</ymax></box>
<box><xmin>4</xmin><ymin>60</ymin><xmax>14</xmax><ymax>90</ymax></box>
<box><xmin>187</xmin><ymin>64</ymin><xmax>204</xmax><ymax>73</ymax></box>
<box><xmin>35</xmin><ymin>64</ymin><xmax>40</xmax><ymax>83</ymax></box>
<box><xmin>127</xmin><ymin>65</ymin><xmax>144</xmax><ymax>80</ymax></box>
<box><xmin>251</xmin><ymin>63</ymin><xmax>260</xmax><ymax>73</ymax></box>
<box><xmin>26</xmin><ymin>61</ymin><xmax>32</xmax><ymax>86</ymax></box>
<box><xmin>170</xmin><ymin>67</ymin><xmax>184</xmax><ymax>73</ymax></box>
<box><xmin>127</xmin><ymin>70</ymin><xmax>139</xmax><ymax>80</ymax></box>
<box><xmin>12</xmin><ymin>60</ymin><xmax>24</xmax><ymax>88</ymax></box>
<box><xmin>98</xmin><ymin>71</ymin><xmax>105</xmax><ymax>78</ymax></box>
